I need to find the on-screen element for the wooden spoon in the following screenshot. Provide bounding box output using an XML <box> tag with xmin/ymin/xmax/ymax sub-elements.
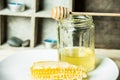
<box><xmin>51</xmin><ymin>6</ymin><xmax>120</xmax><ymax>20</ymax></box>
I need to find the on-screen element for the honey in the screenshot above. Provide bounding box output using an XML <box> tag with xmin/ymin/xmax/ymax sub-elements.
<box><xmin>59</xmin><ymin>47</ymin><xmax>95</xmax><ymax>71</ymax></box>
<box><xmin>30</xmin><ymin>61</ymin><xmax>87</xmax><ymax>80</ymax></box>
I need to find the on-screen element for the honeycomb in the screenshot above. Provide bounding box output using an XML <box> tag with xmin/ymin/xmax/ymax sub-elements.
<box><xmin>30</xmin><ymin>61</ymin><xmax>87</xmax><ymax>80</ymax></box>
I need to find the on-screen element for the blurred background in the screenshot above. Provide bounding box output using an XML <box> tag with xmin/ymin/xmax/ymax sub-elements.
<box><xmin>0</xmin><ymin>0</ymin><xmax>119</xmax><ymax>49</ymax></box>
<box><xmin>74</xmin><ymin>0</ymin><xmax>120</xmax><ymax>49</ymax></box>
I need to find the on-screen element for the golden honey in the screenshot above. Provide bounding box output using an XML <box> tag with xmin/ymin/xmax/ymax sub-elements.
<box><xmin>59</xmin><ymin>47</ymin><xmax>95</xmax><ymax>71</ymax></box>
<box><xmin>30</xmin><ymin>61</ymin><xmax>87</xmax><ymax>80</ymax></box>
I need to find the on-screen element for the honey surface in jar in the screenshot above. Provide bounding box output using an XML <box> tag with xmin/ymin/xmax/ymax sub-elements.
<box><xmin>60</xmin><ymin>47</ymin><xmax>95</xmax><ymax>71</ymax></box>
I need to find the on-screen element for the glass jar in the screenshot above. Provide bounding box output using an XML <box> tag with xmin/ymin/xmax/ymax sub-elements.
<box><xmin>57</xmin><ymin>15</ymin><xmax>95</xmax><ymax>71</ymax></box>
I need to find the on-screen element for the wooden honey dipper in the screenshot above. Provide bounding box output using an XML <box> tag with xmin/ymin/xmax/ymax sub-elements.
<box><xmin>52</xmin><ymin>6</ymin><xmax>120</xmax><ymax>20</ymax></box>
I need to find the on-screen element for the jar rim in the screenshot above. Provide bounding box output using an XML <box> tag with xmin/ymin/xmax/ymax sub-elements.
<box><xmin>60</xmin><ymin>15</ymin><xmax>94</xmax><ymax>27</ymax></box>
<box><xmin>62</xmin><ymin>15</ymin><xmax>92</xmax><ymax>22</ymax></box>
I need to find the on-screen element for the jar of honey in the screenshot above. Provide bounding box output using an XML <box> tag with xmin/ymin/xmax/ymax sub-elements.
<box><xmin>57</xmin><ymin>15</ymin><xmax>95</xmax><ymax>71</ymax></box>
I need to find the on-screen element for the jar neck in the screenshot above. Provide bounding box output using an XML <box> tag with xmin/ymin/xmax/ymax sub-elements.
<box><xmin>60</xmin><ymin>15</ymin><xmax>94</xmax><ymax>27</ymax></box>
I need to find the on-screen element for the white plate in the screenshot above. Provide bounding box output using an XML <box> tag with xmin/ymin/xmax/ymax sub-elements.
<box><xmin>0</xmin><ymin>49</ymin><xmax>119</xmax><ymax>80</ymax></box>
